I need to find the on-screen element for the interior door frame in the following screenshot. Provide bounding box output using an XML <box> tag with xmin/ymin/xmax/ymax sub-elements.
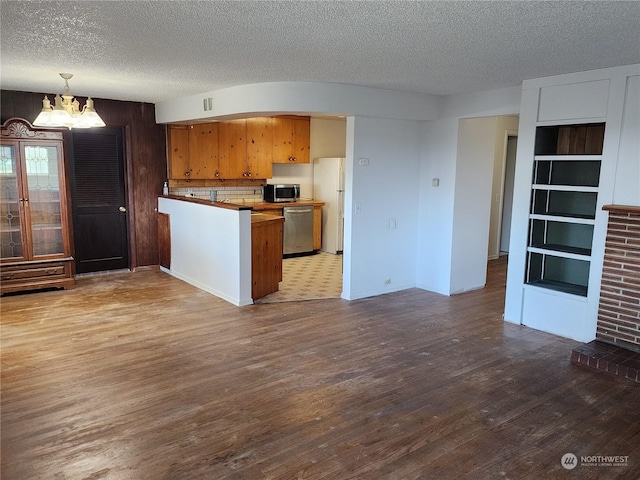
<box><xmin>496</xmin><ymin>130</ymin><xmax>519</xmax><ymax>256</ymax></box>
<box><xmin>67</xmin><ymin>126</ymin><xmax>132</xmax><ymax>273</ymax></box>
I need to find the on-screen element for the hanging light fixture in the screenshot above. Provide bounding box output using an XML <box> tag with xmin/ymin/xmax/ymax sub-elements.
<box><xmin>33</xmin><ymin>73</ymin><xmax>106</xmax><ymax>129</ymax></box>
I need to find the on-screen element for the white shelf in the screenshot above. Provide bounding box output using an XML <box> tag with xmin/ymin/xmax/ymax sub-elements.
<box><xmin>529</xmin><ymin>213</ymin><xmax>596</xmax><ymax>225</ymax></box>
<box><xmin>531</xmin><ymin>184</ymin><xmax>598</xmax><ymax>193</ymax></box>
<box><xmin>527</xmin><ymin>246</ymin><xmax>591</xmax><ymax>261</ymax></box>
<box><xmin>534</xmin><ymin>118</ymin><xmax>607</xmax><ymax>127</ymax></box>
<box><xmin>534</xmin><ymin>154</ymin><xmax>603</xmax><ymax>161</ymax></box>
<box><xmin>524</xmin><ymin>281</ymin><xmax>589</xmax><ymax>299</ymax></box>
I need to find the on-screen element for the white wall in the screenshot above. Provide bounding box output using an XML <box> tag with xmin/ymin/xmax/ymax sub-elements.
<box><xmin>342</xmin><ymin>116</ymin><xmax>422</xmax><ymax>300</ymax></box>
<box><xmin>416</xmin><ymin>87</ymin><xmax>522</xmax><ymax>295</ymax></box>
<box><xmin>156</xmin><ymin>81</ymin><xmax>442</xmax><ymax>123</ymax></box>
<box><xmin>271</xmin><ymin>117</ymin><xmax>347</xmax><ymax>199</ymax></box>
<box><xmin>158</xmin><ymin>197</ymin><xmax>252</xmax><ymax>306</ymax></box>
<box><xmin>450</xmin><ymin>117</ymin><xmax>501</xmax><ymax>293</ymax></box>
<box><xmin>613</xmin><ymin>74</ymin><xmax>640</xmax><ymax>206</ymax></box>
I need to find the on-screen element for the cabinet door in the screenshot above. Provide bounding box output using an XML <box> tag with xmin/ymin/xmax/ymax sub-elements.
<box><xmin>168</xmin><ymin>125</ymin><xmax>190</xmax><ymax>180</ymax></box>
<box><xmin>291</xmin><ymin>117</ymin><xmax>310</xmax><ymax>163</ymax></box>
<box><xmin>22</xmin><ymin>142</ymin><xmax>68</xmax><ymax>258</ymax></box>
<box><xmin>218</xmin><ymin>120</ymin><xmax>247</xmax><ymax>179</ymax></box>
<box><xmin>272</xmin><ymin>116</ymin><xmax>310</xmax><ymax>163</ymax></box>
<box><xmin>0</xmin><ymin>141</ymin><xmax>28</xmax><ymax>261</ymax></box>
<box><xmin>272</xmin><ymin>117</ymin><xmax>293</xmax><ymax>163</ymax></box>
<box><xmin>188</xmin><ymin>123</ymin><xmax>220</xmax><ymax>179</ymax></box>
<box><xmin>246</xmin><ymin>117</ymin><xmax>273</xmax><ymax>179</ymax></box>
<box><xmin>313</xmin><ymin>206</ymin><xmax>322</xmax><ymax>250</ymax></box>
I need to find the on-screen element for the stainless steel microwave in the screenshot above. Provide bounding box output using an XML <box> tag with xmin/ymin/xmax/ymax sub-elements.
<box><xmin>263</xmin><ymin>184</ymin><xmax>300</xmax><ymax>203</ymax></box>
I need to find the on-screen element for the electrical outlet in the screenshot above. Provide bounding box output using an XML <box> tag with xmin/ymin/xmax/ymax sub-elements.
<box><xmin>358</xmin><ymin>158</ymin><xmax>369</xmax><ymax>166</ymax></box>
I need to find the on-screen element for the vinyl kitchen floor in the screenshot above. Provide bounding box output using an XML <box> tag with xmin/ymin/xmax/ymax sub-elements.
<box><xmin>256</xmin><ymin>252</ymin><xmax>343</xmax><ymax>303</ymax></box>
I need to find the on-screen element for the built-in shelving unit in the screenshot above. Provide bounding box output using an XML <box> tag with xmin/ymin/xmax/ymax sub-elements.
<box><xmin>525</xmin><ymin>123</ymin><xmax>605</xmax><ymax>296</ymax></box>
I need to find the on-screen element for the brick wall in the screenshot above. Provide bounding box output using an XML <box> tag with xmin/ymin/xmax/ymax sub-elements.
<box><xmin>596</xmin><ymin>205</ymin><xmax>640</xmax><ymax>351</ymax></box>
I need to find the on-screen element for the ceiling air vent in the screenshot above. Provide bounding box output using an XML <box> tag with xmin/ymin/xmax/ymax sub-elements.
<box><xmin>203</xmin><ymin>97</ymin><xmax>213</xmax><ymax>112</ymax></box>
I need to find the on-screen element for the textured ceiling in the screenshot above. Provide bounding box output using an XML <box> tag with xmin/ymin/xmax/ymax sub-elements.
<box><xmin>1</xmin><ymin>1</ymin><xmax>639</xmax><ymax>104</ymax></box>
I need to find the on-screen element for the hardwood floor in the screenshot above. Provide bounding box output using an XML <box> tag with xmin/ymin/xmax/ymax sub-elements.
<box><xmin>2</xmin><ymin>258</ymin><xmax>639</xmax><ymax>479</ymax></box>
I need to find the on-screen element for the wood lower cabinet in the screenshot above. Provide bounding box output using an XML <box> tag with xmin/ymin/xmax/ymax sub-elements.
<box><xmin>0</xmin><ymin>118</ymin><xmax>74</xmax><ymax>294</ymax></box>
<box><xmin>251</xmin><ymin>215</ymin><xmax>284</xmax><ymax>300</ymax></box>
<box><xmin>157</xmin><ymin>212</ymin><xmax>171</xmax><ymax>269</ymax></box>
<box><xmin>313</xmin><ymin>206</ymin><xmax>322</xmax><ymax>251</ymax></box>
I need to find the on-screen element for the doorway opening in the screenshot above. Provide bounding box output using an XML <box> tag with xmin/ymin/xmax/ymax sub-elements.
<box><xmin>499</xmin><ymin>135</ymin><xmax>518</xmax><ymax>256</ymax></box>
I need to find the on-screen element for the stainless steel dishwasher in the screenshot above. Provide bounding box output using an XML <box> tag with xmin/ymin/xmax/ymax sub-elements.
<box><xmin>283</xmin><ymin>206</ymin><xmax>314</xmax><ymax>256</ymax></box>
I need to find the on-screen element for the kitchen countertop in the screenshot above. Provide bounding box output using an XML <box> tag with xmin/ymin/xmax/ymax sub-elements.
<box><xmin>244</xmin><ymin>200</ymin><xmax>325</xmax><ymax>210</ymax></box>
<box><xmin>159</xmin><ymin>195</ymin><xmax>324</xmax><ymax>211</ymax></box>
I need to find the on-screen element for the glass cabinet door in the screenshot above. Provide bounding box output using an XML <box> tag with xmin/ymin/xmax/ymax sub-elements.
<box><xmin>0</xmin><ymin>143</ymin><xmax>26</xmax><ymax>260</ymax></box>
<box><xmin>23</xmin><ymin>144</ymin><xmax>65</xmax><ymax>257</ymax></box>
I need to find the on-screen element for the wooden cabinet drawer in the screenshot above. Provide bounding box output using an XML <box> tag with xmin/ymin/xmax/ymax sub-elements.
<box><xmin>260</xmin><ymin>209</ymin><xmax>284</xmax><ymax>216</ymax></box>
<box><xmin>0</xmin><ymin>259</ymin><xmax>74</xmax><ymax>294</ymax></box>
<box><xmin>2</xmin><ymin>263</ymin><xmax>67</xmax><ymax>282</ymax></box>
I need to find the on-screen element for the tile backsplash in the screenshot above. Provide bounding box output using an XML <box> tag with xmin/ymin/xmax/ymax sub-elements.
<box><xmin>169</xmin><ymin>185</ymin><xmax>263</xmax><ymax>203</ymax></box>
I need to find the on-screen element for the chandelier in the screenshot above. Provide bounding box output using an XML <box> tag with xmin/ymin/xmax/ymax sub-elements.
<box><xmin>33</xmin><ymin>73</ymin><xmax>106</xmax><ymax>129</ymax></box>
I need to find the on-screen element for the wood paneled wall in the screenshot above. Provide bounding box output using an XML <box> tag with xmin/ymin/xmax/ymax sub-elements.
<box><xmin>1</xmin><ymin>90</ymin><xmax>167</xmax><ymax>268</ymax></box>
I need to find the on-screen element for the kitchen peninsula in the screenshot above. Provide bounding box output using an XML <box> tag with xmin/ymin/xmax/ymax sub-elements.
<box><xmin>158</xmin><ymin>195</ymin><xmax>285</xmax><ymax>305</ymax></box>
<box><xmin>157</xmin><ymin>195</ymin><xmax>323</xmax><ymax>305</ymax></box>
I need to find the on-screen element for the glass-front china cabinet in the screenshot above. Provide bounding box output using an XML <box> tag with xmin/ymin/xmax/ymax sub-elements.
<box><xmin>0</xmin><ymin>118</ymin><xmax>74</xmax><ymax>294</ymax></box>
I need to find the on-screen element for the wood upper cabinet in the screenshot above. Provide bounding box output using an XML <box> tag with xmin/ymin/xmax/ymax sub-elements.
<box><xmin>167</xmin><ymin>125</ymin><xmax>190</xmax><ymax>180</ymax></box>
<box><xmin>167</xmin><ymin>116</ymin><xmax>310</xmax><ymax>180</ymax></box>
<box><xmin>217</xmin><ymin>119</ymin><xmax>247</xmax><ymax>179</ymax></box>
<box><xmin>188</xmin><ymin>123</ymin><xmax>219</xmax><ymax>179</ymax></box>
<box><xmin>246</xmin><ymin>117</ymin><xmax>273</xmax><ymax>179</ymax></box>
<box><xmin>168</xmin><ymin>124</ymin><xmax>220</xmax><ymax>180</ymax></box>
<box><xmin>272</xmin><ymin>116</ymin><xmax>310</xmax><ymax>164</ymax></box>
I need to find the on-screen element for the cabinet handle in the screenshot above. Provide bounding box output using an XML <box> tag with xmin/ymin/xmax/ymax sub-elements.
<box><xmin>288</xmin><ymin>156</ymin><xmax>295</xmax><ymax>162</ymax></box>
<box><xmin>215</xmin><ymin>171</ymin><xmax>220</xmax><ymax>177</ymax></box>
<box><xmin>247</xmin><ymin>172</ymin><xmax>252</xmax><ymax>177</ymax></box>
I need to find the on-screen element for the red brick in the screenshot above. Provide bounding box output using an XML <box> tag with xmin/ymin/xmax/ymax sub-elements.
<box><xmin>622</xmin><ymin>289</ymin><xmax>640</xmax><ymax>299</ymax></box>
<box><xmin>570</xmin><ymin>351</ymin><xmax>579</xmax><ymax>363</ymax></box>
<box><xmin>609</xmin><ymin>331</ymin><xmax>637</xmax><ymax>343</ymax></box>
<box><xmin>617</xmin><ymin>325</ymin><xmax>640</xmax><ymax>337</ymax></box>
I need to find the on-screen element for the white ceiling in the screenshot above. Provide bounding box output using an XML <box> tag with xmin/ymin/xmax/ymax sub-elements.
<box><xmin>1</xmin><ymin>1</ymin><xmax>639</xmax><ymax>104</ymax></box>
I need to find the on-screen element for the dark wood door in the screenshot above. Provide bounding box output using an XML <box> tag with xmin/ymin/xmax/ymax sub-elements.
<box><xmin>68</xmin><ymin>128</ymin><xmax>128</xmax><ymax>274</ymax></box>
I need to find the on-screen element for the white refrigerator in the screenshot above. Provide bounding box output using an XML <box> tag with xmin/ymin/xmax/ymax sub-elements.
<box><xmin>313</xmin><ymin>157</ymin><xmax>345</xmax><ymax>254</ymax></box>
